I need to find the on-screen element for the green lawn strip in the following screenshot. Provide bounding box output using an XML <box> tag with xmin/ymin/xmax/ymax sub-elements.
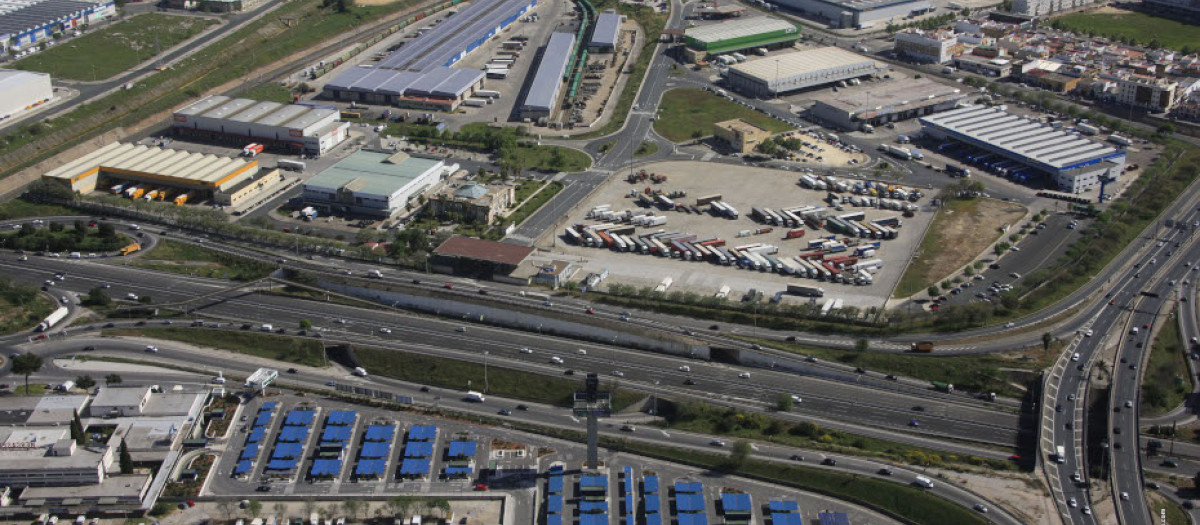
<box><xmin>633</xmin><ymin>141</ymin><xmax>658</xmax><ymax>157</ymax></box>
<box><xmin>354</xmin><ymin>345</ymin><xmax>642</xmax><ymax>410</ymax></box>
<box><xmin>653</xmin><ymin>88</ymin><xmax>792</xmax><ymax>142</ymax></box>
<box><xmin>570</xmin><ymin>2</ymin><xmax>666</xmax><ymax>140</ymax></box>
<box><xmin>504</xmin><ymin>144</ymin><xmax>591</xmax><ymax>172</ymax></box>
<box><xmin>1050</xmin><ymin>12</ymin><xmax>1200</xmax><ymax>52</ymax></box>
<box><xmin>0</xmin><ymin>198</ymin><xmax>79</xmax><ymax>219</ymax></box>
<box><xmin>0</xmin><ymin>282</ymin><xmax>55</xmax><ymax>335</ymax></box>
<box><xmin>133</xmin><ymin>239</ymin><xmax>276</xmax><ymax>281</ymax></box>
<box><xmin>236</xmin><ymin>82</ymin><xmax>295</xmax><ymax>104</ymax></box>
<box><xmin>101</xmin><ymin>327</ymin><xmax>326</xmax><ymax>367</ymax></box>
<box><xmin>389</xmin><ymin>122</ymin><xmax>589</xmax><ymax>171</ymax></box>
<box><xmin>614</xmin><ymin>438</ymin><xmax>990</xmax><ymax>525</ymax></box>
<box><xmin>505</xmin><ymin>181</ymin><xmax>564</xmax><ymax>228</ymax></box>
<box><xmin>745</xmin><ymin>337</ymin><xmax>1046</xmax><ymax>398</ymax></box>
<box><xmin>513</xmin><ymin>179</ymin><xmax>545</xmax><ymax>203</ymax></box>
<box><xmin>0</xmin><ymin>0</ymin><xmax>422</xmax><ymax>182</ymax></box>
<box><xmin>1141</xmin><ymin>306</ymin><xmax>1193</xmax><ymax>417</ymax></box>
<box><xmin>13</xmin><ymin>384</ymin><xmax>47</xmax><ymax>395</ymax></box>
<box><xmin>660</xmin><ymin>400</ymin><xmax>1013</xmax><ymax>471</ymax></box>
<box><xmin>13</xmin><ymin>14</ymin><xmax>218</xmax><ymax>81</ymax></box>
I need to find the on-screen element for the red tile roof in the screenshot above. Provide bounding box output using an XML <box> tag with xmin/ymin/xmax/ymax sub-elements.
<box><xmin>434</xmin><ymin>236</ymin><xmax>534</xmax><ymax>266</ymax></box>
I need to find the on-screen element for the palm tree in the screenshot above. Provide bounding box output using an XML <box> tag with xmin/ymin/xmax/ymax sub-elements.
<box><xmin>11</xmin><ymin>353</ymin><xmax>43</xmax><ymax>394</ymax></box>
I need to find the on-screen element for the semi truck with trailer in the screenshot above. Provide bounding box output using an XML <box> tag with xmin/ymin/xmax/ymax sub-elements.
<box><xmin>36</xmin><ymin>306</ymin><xmax>69</xmax><ymax>332</ymax></box>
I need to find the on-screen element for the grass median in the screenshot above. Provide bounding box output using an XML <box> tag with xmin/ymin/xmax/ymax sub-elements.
<box><xmin>653</xmin><ymin>88</ymin><xmax>792</xmax><ymax>142</ymax></box>
<box><xmin>354</xmin><ymin>345</ymin><xmax>642</xmax><ymax>410</ymax></box>
<box><xmin>101</xmin><ymin>327</ymin><xmax>326</xmax><ymax>367</ymax></box>
<box><xmin>1141</xmin><ymin>306</ymin><xmax>1193</xmax><ymax>417</ymax></box>
<box><xmin>0</xmin><ymin>277</ymin><xmax>55</xmax><ymax>335</ymax></box>
<box><xmin>504</xmin><ymin>181</ymin><xmax>563</xmax><ymax>229</ymax></box>
<box><xmin>133</xmin><ymin>239</ymin><xmax>276</xmax><ymax>281</ymax></box>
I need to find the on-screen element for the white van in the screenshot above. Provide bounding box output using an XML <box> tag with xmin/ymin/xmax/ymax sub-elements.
<box><xmin>914</xmin><ymin>476</ymin><xmax>935</xmax><ymax>488</ymax></box>
<box><xmin>69</xmin><ymin>252</ymin><xmax>81</xmax><ymax>259</ymax></box>
<box><xmin>353</xmin><ymin>367</ymin><xmax>368</xmax><ymax>377</ymax></box>
<box><xmin>261</xmin><ymin>324</ymin><xmax>273</xmax><ymax>332</ymax></box>
<box><xmin>1130</xmin><ymin>327</ymin><xmax>1139</xmax><ymax>335</ymax></box>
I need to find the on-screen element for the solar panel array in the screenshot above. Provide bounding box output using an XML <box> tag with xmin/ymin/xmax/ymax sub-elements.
<box><xmin>444</xmin><ymin>440</ymin><xmax>477</xmax><ymax>478</ymax></box>
<box><xmin>720</xmin><ymin>493</ymin><xmax>752</xmax><ymax>524</ymax></box>
<box><xmin>325</xmin><ymin>0</ymin><xmax>533</xmax><ymax>101</ymax></box>
<box><xmin>234</xmin><ymin>403</ymin><xmax>277</xmax><ymax>476</ymax></box>
<box><xmin>519</xmin><ymin>32</ymin><xmax>576</xmax><ymax>114</ymax></box>
<box><xmin>399</xmin><ymin>425</ymin><xmax>437</xmax><ymax>478</ymax></box>
<box><xmin>266</xmin><ymin>409</ymin><xmax>314</xmax><ymax>472</ymax></box>
<box><xmin>622</xmin><ymin>467</ymin><xmax>635</xmax><ymax>525</ymax></box>
<box><xmin>675</xmin><ymin>481</ymin><xmax>708</xmax><ymax>525</ymax></box>
<box><xmin>546</xmin><ymin>465</ymin><xmax>564</xmax><ymax>525</ymax></box>
<box><xmin>643</xmin><ymin>475</ymin><xmax>662</xmax><ymax>525</ymax></box>
<box><xmin>310</xmin><ymin>411</ymin><xmax>356</xmax><ymax>479</ymax></box>
<box><xmin>919</xmin><ymin>105</ymin><xmax>1123</xmax><ymax>172</ymax></box>
<box><xmin>579</xmin><ymin>473</ymin><xmax>608</xmax><ymax>525</ymax></box>
<box><xmin>354</xmin><ymin>424</ymin><xmax>395</xmax><ymax>478</ymax></box>
<box><xmin>815</xmin><ymin>512</ymin><xmax>849</xmax><ymax>525</ymax></box>
<box><xmin>767</xmin><ymin>500</ymin><xmax>803</xmax><ymax>525</ymax></box>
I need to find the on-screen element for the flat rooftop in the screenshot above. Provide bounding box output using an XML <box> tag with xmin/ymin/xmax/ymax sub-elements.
<box><xmin>731</xmin><ymin>46</ymin><xmax>879</xmax><ymax>80</ymax></box>
<box><xmin>684</xmin><ymin>17</ymin><xmax>796</xmax><ymax>43</ymax></box>
<box><xmin>19</xmin><ymin>474</ymin><xmax>150</xmax><ymax>502</ymax></box>
<box><xmin>920</xmin><ymin>105</ymin><xmax>1123</xmax><ymax>170</ymax></box>
<box><xmin>816</xmin><ymin>0</ymin><xmax>928</xmax><ymax>12</ymax></box>
<box><xmin>44</xmin><ymin>142</ymin><xmax>258</xmax><ymax>188</ymax></box>
<box><xmin>305</xmin><ymin>150</ymin><xmax>443</xmax><ymax>198</ymax></box>
<box><xmin>813</xmin><ymin>78</ymin><xmax>963</xmax><ymax>114</ymax></box>
<box><xmin>716</xmin><ymin>118</ymin><xmax>769</xmax><ymax>134</ymax></box>
<box><xmin>0</xmin><ymin>0</ymin><xmax>107</xmax><ymax>35</ymax></box>
<box><xmin>175</xmin><ymin>95</ymin><xmax>337</xmax><ymax>133</ymax></box>
<box><xmin>521</xmin><ymin>32</ymin><xmax>575</xmax><ymax>112</ymax></box>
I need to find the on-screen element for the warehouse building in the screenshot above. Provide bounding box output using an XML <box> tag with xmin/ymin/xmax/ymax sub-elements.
<box><xmin>713</xmin><ymin>119</ymin><xmax>772</xmax><ymax>153</ymax></box>
<box><xmin>682</xmin><ymin>17</ymin><xmax>799</xmax><ymax>61</ymax></box>
<box><xmin>726</xmin><ymin>46</ymin><xmax>887</xmax><ymax>98</ymax></box>
<box><xmin>920</xmin><ymin>105</ymin><xmax>1126</xmax><ymax>193</ymax></box>
<box><xmin>767</xmin><ymin>0</ymin><xmax>931</xmax><ymax>29</ymax></box>
<box><xmin>172</xmin><ymin>95</ymin><xmax>349</xmax><ymax>156</ymax></box>
<box><xmin>518</xmin><ymin>32</ymin><xmax>575</xmax><ymax>121</ymax></box>
<box><xmin>43</xmin><ymin>142</ymin><xmax>267</xmax><ymax>205</ymax></box>
<box><xmin>323</xmin><ymin>0</ymin><xmax>533</xmax><ymax>111</ymax></box>
<box><xmin>0</xmin><ymin>69</ymin><xmax>51</xmax><ymax>119</ymax></box>
<box><xmin>301</xmin><ymin>150</ymin><xmax>449</xmax><ymax>218</ymax></box>
<box><xmin>0</xmin><ymin>0</ymin><xmax>115</xmax><ymax>53</ymax></box>
<box><xmin>588</xmin><ymin>10</ymin><xmax>621</xmax><ymax>53</ymax></box>
<box><xmin>431</xmin><ymin>235</ymin><xmax>534</xmax><ymax>279</ymax></box>
<box><xmin>808</xmin><ymin>78</ymin><xmax>965</xmax><ymax>130</ymax></box>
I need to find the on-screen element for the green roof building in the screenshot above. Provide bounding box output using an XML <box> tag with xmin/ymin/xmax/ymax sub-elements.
<box><xmin>683</xmin><ymin>17</ymin><xmax>800</xmax><ymax>55</ymax></box>
<box><xmin>301</xmin><ymin>150</ymin><xmax>448</xmax><ymax>218</ymax></box>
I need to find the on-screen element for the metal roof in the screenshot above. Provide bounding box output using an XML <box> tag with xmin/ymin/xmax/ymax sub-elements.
<box><xmin>919</xmin><ymin>105</ymin><xmax>1122</xmax><ymax>170</ymax></box>
<box><xmin>731</xmin><ymin>46</ymin><xmax>878</xmax><ymax>81</ymax></box>
<box><xmin>0</xmin><ymin>68</ymin><xmax>46</xmax><ymax>91</ymax></box>
<box><xmin>177</xmin><ymin>95</ymin><xmax>338</xmax><ymax>134</ymax></box>
<box><xmin>520</xmin><ymin>32</ymin><xmax>574</xmax><ymax>112</ymax></box>
<box><xmin>303</xmin><ymin>150</ymin><xmax>443</xmax><ymax>199</ymax></box>
<box><xmin>590</xmin><ymin>10</ymin><xmax>621</xmax><ymax>48</ymax></box>
<box><xmin>0</xmin><ymin>0</ymin><xmax>106</xmax><ymax>36</ymax></box>
<box><xmin>377</xmin><ymin>0</ymin><xmax>533</xmax><ymax>71</ymax></box>
<box><xmin>684</xmin><ymin>17</ymin><xmax>796</xmax><ymax>44</ymax></box>
<box><xmin>433</xmin><ymin>235</ymin><xmax>534</xmax><ymax>266</ymax></box>
<box><xmin>43</xmin><ymin>142</ymin><xmax>256</xmax><ymax>187</ymax></box>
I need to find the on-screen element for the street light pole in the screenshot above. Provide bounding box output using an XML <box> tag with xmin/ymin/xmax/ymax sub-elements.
<box><xmin>483</xmin><ymin>351</ymin><xmax>489</xmax><ymax>393</ymax></box>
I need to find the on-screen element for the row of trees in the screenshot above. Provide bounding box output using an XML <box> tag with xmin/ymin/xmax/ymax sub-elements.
<box><xmin>221</xmin><ymin>497</ymin><xmax>452</xmax><ymax>523</ymax></box>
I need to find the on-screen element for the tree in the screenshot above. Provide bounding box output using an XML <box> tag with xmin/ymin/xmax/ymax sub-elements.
<box><xmin>105</xmin><ymin>373</ymin><xmax>123</xmax><ymax>385</ymax></box>
<box><xmin>388</xmin><ymin>496</ymin><xmax>413</xmax><ymax>520</ymax></box>
<box><xmin>855</xmin><ymin>339</ymin><xmax>870</xmax><ymax>352</ymax></box>
<box><xmin>70</xmin><ymin>409</ymin><xmax>85</xmax><ymax>444</ymax></box>
<box><xmin>118</xmin><ymin>438</ymin><xmax>133</xmax><ymax>474</ymax></box>
<box><xmin>299</xmin><ymin>319</ymin><xmax>313</xmax><ymax>330</ymax></box>
<box><xmin>76</xmin><ymin>375</ymin><xmax>95</xmax><ymax>389</ymax></box>
<box><xmin>247</xmin><ymin>500</ymin><xmax>263</xmax><ymax>519</ymax></box>
<box><xmin>84</xmin><ymin>287</ymin><xmax>111</xmax><ymax>307</ymax></box>
<box><xmin>927</xmin><ymin>285</ymin><xmax>939</xmax><ymax>297</ymax></box>
<box><xmin>775</xmin><ymin>393</ymin><xmax>794</xmax><ymax>412</ymax></box>
<box><xmin>1157</xmin><ymin>123</ymin><xmax>1175</xmax><ymax>135</ymax></box>
<box><xmin>1042</xmin><ymin>332</ymin><xmax>1053</xmax><ymax>352</ymax></box>
<box><xmin>11</xmin><ymin>353</ymin><xmax>43</xmax><ymax>395</ymax></box>
<box><xmin>723</xmin><ymin>440</ymin><xmax>752</xmax><ymax>470</ymax></box>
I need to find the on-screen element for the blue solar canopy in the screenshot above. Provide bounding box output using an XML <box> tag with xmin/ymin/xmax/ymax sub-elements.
<box><xmin>310</xmin><ymin>459</ymin><xmax>342</xmax><ymax>477</ymax></box>
<box><xmin>768</xmin><ymin>501</ymin><xmax>799</xmax><ymax>512</ymax></box>
<box><xmin>364</xmin><ymin>425</ymin><xmax>395</xmax><ymax>442</ymax></box>
<box><xmin>579</xmin><ymin>501</ymin><xmax>607</xmax><ymax>513</ymax></box>
<box><xmin>240</xmin><ymin>443</ymin><xmax>260</xmax><ymax>460</ymax></box>
<box><xmin>261</xmin><ymin>402</ymin><xmax>277</xmax><ymax>411</ymax></box>
<box><xmin>399</xmin><ymin>458</ymin><xmax>431</xmax><ymax>476</ymax></box>
<box><xmin>581</xmin><ymin>474</ymin><xmax>607</xmax><ymax>490</ymax></box>
<box><xmin>676</xmin><ymin>481</ymin><xmax>703</xmax><ymax>494</ymax></box>
<box><xmin>326</xmin><ymin>411</ymin><xmax>357</xmax><ymax>426</ymax></box>
<box><xmin>545</xmin><ymin>514</ymin><xmax>562</xmax><ymax>525</ymax></box>
<box><xmin>643</xmin><ymin>475</ymin><xmax>659</xmax><ymax>494</ymax></box>
<box><xmin>407</xmin><ymin>425</ymin><xmax>436</xmax><ymax>441</ymax></box>
<box><xmin>770</xmin><ymin>512</ymin><xmax>803</xmax><ymax>525</ymax></box>
<box><xmin>816</xmin><ymin>513</ymin><xmax>848</xmax><ymax>525</ymax></box>
<box><xmin>644</xmin><ymin>512</ymin><xmax>661</xmax><ymax>525</ymax></box>
<box><xmin>548</xmin><ymin>474</ymin><xmax>564</xmax><ymax>494</ymax></box>
<box><xmin>234</xmin><ymin>460</ymin><xmax>253</xmax><ymax>475</ymax></box>
<box><xmin>677</xmin><ymin>493</ymin><xmax>706</xmax><ymax>513</ymax></box>
<box><xmin>254</xmin><ymin>412</ymin><xmax>272</xmax><ymax>427</ymax></box>
<box><xmin>447</xmin><ymin>441</ymin><xmax>476</xmax><ymax>458</ymax></box>
<box><xmin>546</xmin><ymin>495</ymin><xmax>563</xmax><ymax>514</ymax></box>
<box><xmin>722</xmin><ymin>493</ymin><xmax>752</xmax><ymax>513</ymax></box>
<box><xmin>266</xmin><ymin>459</ymin><xmax>298</xmax><ymax>470</ymax></box>
<box><xmin>361</xmin><ymin>442</ymin><xmax>391</xmax><ymax>459</ymax></box>
<box><xmin>677</xmin><ymin>514</ymin><xmax>708</xmax><ymax>525</ymax></box>
<box><xmin>284</xmin><ymin>410</ymin><xmax>314</xmax><ymax>426</ymax></box>
<box><xmin>580</xmin><ymin>514</ymin><xmax>608</xmax><ymax>525</ymax></box>
<box><xmin>403</xmin><ymin>441</ymin><xmax>434</xmax><ymax>458</ymax></box>
<box><xmin>278</xmin><ymin>426</ymin><xmax>309</xmax><ymax>443</ymax></box>
<box><xmin>272</xmin><ymin>442</ymin><xmax>304</xmax><ymax>459</ymax></box>
<box><xmin>321</xmin><ymin>425</ymin><xmax>352</xmax><ymax>443</ymax></box>
<box><xmin>444</xmin><ymin>466</ymin><xmax>472</xmax><ymax>476</ymax></box>
<box><xmin>644</xmin><ymin>494</ymin><xmax>660</xmax><ymax>513</ymax></box>
<box><xmin>355</xmin><ymin>459</ymin><xmax>387</xmax><ymax>477</ymax></box>
<box><xmin>247</xmin><ymin>427</ymin><xmax>265</xmax><ymax>444</ymax></box>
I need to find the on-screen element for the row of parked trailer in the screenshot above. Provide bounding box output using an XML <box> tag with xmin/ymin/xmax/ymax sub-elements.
<box><xmin>109</xmin><ymin>183</ymin><xmax>191</xmax><ymax>206</ymax></box>
<box><xmin>747</xmin><ymin>205</ymin><xmax>902</xmax><ymax>241</ymax></box>
<box><xmin>586</xmin><ymin>204</ymin><xmax>669</xmax><ymax>227</ymax></box>
<box><xmin>799</xmin><ymin>174</ymin><xmax>923</xmax><ymax>203</ymax></box>
<box><xmin>563</xmin><ymin>224</ymin><xmax>882</xmax><ymax>285</ymax></box>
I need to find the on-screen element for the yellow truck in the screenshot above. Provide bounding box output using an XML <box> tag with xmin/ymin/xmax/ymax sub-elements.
<box><xmin>120</xmin><ymin>243</ymin><xmax>141</xmax><ymax>256</ymax></box>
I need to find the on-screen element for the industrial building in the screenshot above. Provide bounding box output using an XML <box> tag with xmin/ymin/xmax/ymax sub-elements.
<box><xmin>766</xmin><ymin>0</ymin><xmax>931</xmax><ymax>29</ymax></box>
<box><xmin>892</xmin><ymin>30</ymin><xmax>961</xmax><ymax>64</ymax></box>
<box><xmin>808</xmin><ymin>78</ymin><xmax>965</xmax><ymax>130</ymax></box>
<box><xmin>323</xmin><ymin>0</ymin><xmax>534</xmax><ymax>111</ymax></box>
<box><xmin>431</xmin><ymin>235</ymin><xmax>534</xmax><ymax>279</ymax></box>
<box><xmin>682</xmin><ymin>17</ymin><xmax>799</xmax><ymax>58</ymax></box>
<box><xmin>428</xmin><ymin>180</ymin><xmax>515</xmax><ymax>225</ymax></box>
<box><xmin>301</xmin><ymin>150</ymin><xmax>450</xmax><ymax>218</ymax></box>
<box><xmin>920</xmin><ymin>105</ymin><xmax>1126</xmax><ymax>193</ymax></box>
<box><xmin>43</xmin><ymin>142</ymin><xmax>267</xmax><ymax>206</ymax></box>
<box><xmin>518</xmin><ymin>32</ymin><xmax>575</xmax><ymax>121</ymax></box>
<box><xmin>713</xmin><ymin>118</ymin><xmax>772</xmax><ymax>153</ymax></box>
<box><xmin>0</xmin><ymin>0</ymin><xmax>115</xmax><ymax>53</ymax></box>
<box><xmin>172</xmin><ymin>95</ymin><xmax>350</xmax><ymax>156</ymax></box>
<box><xmin>953</xmin><ymin>55</ymin><xmax>1012</xmax><ymax>78</ymax></box>
<box><xmin>1012</xmin><ymin>0</ymin><xmax>1089</xmax><ymax>16</ymax></box>
<box><xmin>725</xmin><ymin>46</ymin><xmax>887</xmax><ymax>98</ymax></box>
<box><xmin>0</xmin><ymin>69</ymin><xmax>51</xmax><ymax>119</ymax></box>
<box><xmin>588</xmin><ymin>10</ymin><xmax>622</xmax><ymax>52</ymax></box>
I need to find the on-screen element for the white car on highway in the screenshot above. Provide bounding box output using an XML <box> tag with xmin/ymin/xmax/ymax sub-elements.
<box><xmin>520</xmin><ymin>347</ymin><xmax>533</xmax><ymax>354</ymax></box>
<box><xmin>678</xmin><ymin>365</ymin><xmax>691</xmax><ymax>372</ymax></box>
<box><xmin>612</xmin><ymin>370</ymin><xmax>625</xmax><ymax>377</ymax></box>
<box><xmin>549</xmin><ymin>356</ymin><xmax>564</xmax><ymax>364</ymax></box>
<box><xmin>738</xmin><ymin>372</ymin><xmax>751</xmax><ymax>379</ymax></box>
<box><xmin>379</xmin><ymin>327</ymin><xmax>392</xmax><ymax>334</ymax></box>
<box><xmin>1085</xmin><ymin>329</ymin><xmax>1093</xmax><ymax>337</ymax></box>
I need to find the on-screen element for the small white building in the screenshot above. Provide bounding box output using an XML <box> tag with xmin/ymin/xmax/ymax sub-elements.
<box><xmin>893</xmin><ymin>30</ymin><xmax>961</xmax><ymax>64</ymax></box>
<box><xmin>0</xmin><ymin>69</ymin><xmax>51</xmax><ymax>119</ymax></box>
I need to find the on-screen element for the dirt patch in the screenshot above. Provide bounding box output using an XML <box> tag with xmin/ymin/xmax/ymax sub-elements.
<box><xmin>895</xmin><ymin>198</ymin><xmax>1026</xmax><ymax>298</ymax></box>
<box><xmin>930</xmin><ymin>469</ymin><xmax>1055</xmax><ymax>525</ymax></box>
<box><xmin>1089</xmin><ymin>5</ymin><xmax>1136</xmax><ymax>14</ymax></box>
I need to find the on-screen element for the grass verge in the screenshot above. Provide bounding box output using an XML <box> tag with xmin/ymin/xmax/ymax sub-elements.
<box><xmin>1147</xmin><ymin>491</ymin><xmax>1190</xmax><ymax>525</ymax></box>
<box><xmin>388</xmin><ymin>122</ymin><xmax>589</xmax><ymax>172</ymax></box>
<box><xmin>101</xmin><ymin>327</ymin><xmax>327</xmax><ymax>367</ymax></box>
<box><xmin>658</xmin><ymin>400</ymin><xmax>1014</xmax><ymax>471</ymax></box>
<box><xmin>653</xmin><ymin>88</ymin><xmax>792</xmax><ymax>142</ymax></box>
<box><xmin>13</xmin><ymin>384</ymin><xmax>47</xmax><ymax>395</ymax></box>
<box><xmin>0</xmin><ymin>277</ymin><xmax>55</xmax><ymax>334</ymax></box>
<box><xmin>634</xmin><ymin>141</ymin><xmax>659</xmax><ymax>157</ymax></box>
<box><xmin>1050</xmin><ymin>11</ymin><xmax>1200</xmax><ymax>52</ymax></box>
<box><xmin>354</xmin><ymin>345</ymin><xmax>642</xmax><ymax>410</ymax></box>
<box><xmin>0</xmin><ymin>197</ymin><xmax>79</xmax><ymax>219</ymax></box>
<box><xmin>506</xmin><ymin>180</ymin><xmax>564</xmax><ymax>229</ymax></box>
<box><xmin>13</xmin><ymin>14</ymin><xmax>218</xmax><ymax>81</ymax></box>
<box><xmin>1141</xmin><ymin>306</ymin><xmax>1193</xmax><ymax>417</ymax></box>
<box><xmin>236</xmin><ymin>82</ymin><xmax>295</xmax><ymax>104</ymax></box>
<box><xmin>134</xmin><ymin>239</ymin><xmax>276</xmax><ymax>281</ymax></box>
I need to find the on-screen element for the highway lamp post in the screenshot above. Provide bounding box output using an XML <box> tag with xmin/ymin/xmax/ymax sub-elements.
<box><xmin>483</xmin><ymin>351</ymin><xmax>489</xmax><ymax>394</ymax></box>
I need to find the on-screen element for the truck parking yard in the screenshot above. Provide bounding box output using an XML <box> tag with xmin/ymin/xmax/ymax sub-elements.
<box><xmin>538</xmin><ymin>160</ymin><xmax>934</xmax><ymax>309</ymax></box>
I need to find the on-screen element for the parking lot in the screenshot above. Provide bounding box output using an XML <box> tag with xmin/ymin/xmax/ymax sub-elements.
<box><xmin>536</xmin><ymin>160</ymin><xmax>936</xmax><ymax>309</ymax></box>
